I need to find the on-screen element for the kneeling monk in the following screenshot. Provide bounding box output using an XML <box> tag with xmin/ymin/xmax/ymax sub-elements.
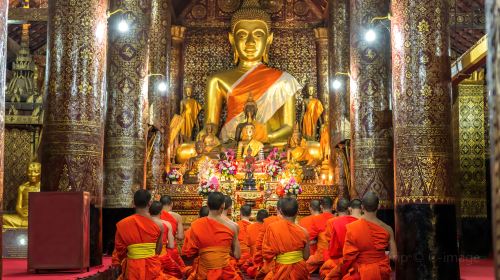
<box><xmin>262</xmin><ymin>197</ymin><xmax>310</xmax><ymax>279</ymax></box>
<box><xmin>182</xmin><ymin>192</ymin><xmax>242</xmax><ymax>279</ymax></box>
<box><xmin>335</xmin><ymin>192</ymin><xmax>396</xmax><ymax>280</ymax></box>
<box><xmin>112</xmin><ymin>190</ymin><xmax>176</xmax><ymax>280</ymax></box>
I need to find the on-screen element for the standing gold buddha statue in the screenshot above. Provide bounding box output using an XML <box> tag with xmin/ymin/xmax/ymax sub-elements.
<box><xmin>301</xmin><ymin>83</ymin><xmax>324</xmax><ymax>141</ymax></box>
<box><xmin>3</xmin><ymin>162</ymin><xmax>41</xmax><ymax>228</ymax></box>
<box><xmin>202</xmin><ymin>0</ymin><xmax>302</xmax><ymax>143</ymax></box>
<box><xmin>180</xmin><ymin>82</ymin><xmax>202</xmax><ymax>141</ymax></box>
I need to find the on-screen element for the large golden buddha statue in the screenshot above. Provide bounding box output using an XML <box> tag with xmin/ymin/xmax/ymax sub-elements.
<box><xmin>202</xmin><ymin>0</ymin><xmax>301</xmax><ymax>143</ymax></box>
<box><xmin>3</xmin><ymin>162</ymin><xmax>41</xmax><ymax>228</ymax></box>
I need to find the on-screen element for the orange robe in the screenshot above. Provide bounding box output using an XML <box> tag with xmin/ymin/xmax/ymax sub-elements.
<box><xmin>298</xmin><ymin>215</ymin><xmax>318</xmax><ymax>255</ymax></box>
<box><xmin>236</xmin><ymin>219</ymin><xmax>252</xmax><ymax>269</ymax></box>
<box><xmin>320</xmin><ymin>216</ymin><xmax>358</xmax><ymax>279</ymax></box>
<box><xmin>262</xmin><ymin>219</ymin><xmax>309</xmax><ymax>280</ymax></box>
<box><xmin>112</xmin><ymin>214</ymin><xmax>176</xmax><ymax>280</ymax></box>
<box><xmin>306</xmin><ymin>212</ymin><xmax>335</xmax><ymax>273</ymax></box>
<box><xmin>160</xmin><ymin>210</ymin><xmax>186</xmax><ymax>271</ymax></box>
<box><xmin>182</xmin><ymin>217</ymin><xmax>241</xmax><ymax>280</ymax></box>
<box><xmin>247</xmin><ymin>216</ymin><xmax>281</xmax><ymax>279</ymax></box>
<box><xmin>159</xmin><ymin>224</ymin><xmax>183</xmax><ymax>279</ymax></box>
<box><xmin>330</xmin><ymin>219</ymin><xmax>391</xmax><ymax>280</ymax></box>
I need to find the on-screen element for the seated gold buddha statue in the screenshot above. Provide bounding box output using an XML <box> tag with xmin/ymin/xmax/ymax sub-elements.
<box><xmin>234</xmin><ymin>94</ymin><xmax>267</xmax><ymax>142</ymax></box>
<box><xmin>301</xmin><ymin>83</ymin><xmax>324</xmax><ymax>141</ymax></box>
<box><xmin>202</xmin><ymin>123</ymin><xmax>221</xmax><ymax>153</ymax></box>
<box><xmin>201</xmin><ymin>0</ymin><xmax>302</xmax><ymax>143</ymax></box>
<box><xmin>237</xmin><ymin>123</ymin><xmax>264</xmax><ymax>160</ymax></box>
<box><xmin>3</xmin><ymin>162</ymin><xmax>41</xmax><ymax>228</ymax></box>
<box><xmin>186</xmin><ymin>141</ymin><xmax>211</xmax><ymax>180</ymax></box>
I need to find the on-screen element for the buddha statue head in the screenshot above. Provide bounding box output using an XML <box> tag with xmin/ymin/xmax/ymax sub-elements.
<box><xmin>195</xmin><ymin>140</ymin><xmax>205</xmax><ymax>155</ymax></box>
<box><xmin>244</xmin><ymin>93</ymin><xmax>258</xmax><ymax>120</ymax></box>
<box><xmin>230</xmin><ymin>0</ymin><xmax>273</xmax><ymax>64</ymax></box>
<box><xmin>289</xmin><ymin>123</ymin><xmax>303</xmax><ymax>148</ymax></box>
<box><xmin>184</xmin><ymin>82</ymin><xmax>193</xmax><ymax>98</ymax></box>
<box><xmin>27</xmin><ymin>162</ymin><xmax>41</xmax><ymax>184</ymax></box>
<box><xmin>306</xmin><ymin>83</ymin><xmax>316</xmax><ymax>98</ymax></box>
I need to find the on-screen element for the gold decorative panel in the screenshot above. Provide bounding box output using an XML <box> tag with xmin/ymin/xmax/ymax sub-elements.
<box><xmin>458</xmin><ymin>84</ymin><xmax>487</xmax><ymax>218</ymax></box>
<box><xmin>4</xmin><ymin>128</ymin><xmax>34</xmax><ymax>211</ymax></box>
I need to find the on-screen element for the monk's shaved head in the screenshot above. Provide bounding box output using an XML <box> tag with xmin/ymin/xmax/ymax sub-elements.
<box><xmin>199</xmin><ymin>206</ymin><xmax>209</xmax><ymax>217</ymax></box>
<box><xmin>208</xmin><ymin>192</ymin><xmax>225</xmax><ymax>210</ymax></box>
<box><xmin>224</xmin><ymin>195</ymin><xmax>233</xmax><ymax>210</ymax></box>
<box><xmin>281</xmin><ymin>197</ymin><xmax>299</xmax><ymax>217</ymax></box>
<box><xmin>309</xmin><ymin>199</ymin><xmax>321</xmax><ymax>212</ymax></box>
<box><xmin>256</xmin><ymin>209</ymin><xmax>269</xmax><ymax>222</ymax></box>
<box><xmin>321</xmin><ymin>197</ymin><xmax>334</xmax><ymax>210</ymax></box>
<box><xmin>240</xmin><ymin>205</ymin><xmax>252</xmax><ymax>217</ymax></box>
<box><xmin>336</xmin><ymin>197</ymin><xmax>350</xmax><ymax>212</ymax></box>
<box><xmin>277</xmin><ymin>198</ymin><xmax>283</xmax><ymax>210</ymax></box>
<box><xmin>134</xmin><ymin>189</ymin><xmax>151</xmax><ymax>208</ymax></box>
<box><xmin>160</xmin><ymin>195</ymin><xmax>173</xmax><ymax>206</ymax></box>
<box><xmin>350</xmin><ymin>199</ymin><xmax>362</xmax><ymax>209</ymax></box>
<box><xmin>362</xmin><ymin>191</ymin><xmax>379</xmax><ymax>212</ymax></box>
<box><xmin>149</xmin><ymin>201</ymin><xmax>163</xmax><ymax>216</ymax></box>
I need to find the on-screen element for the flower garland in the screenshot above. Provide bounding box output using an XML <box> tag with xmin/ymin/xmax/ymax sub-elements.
<box><xmin>198</xmin><ymin>176</ymin><xmax>220</xmax><ymax>196</ymax></box>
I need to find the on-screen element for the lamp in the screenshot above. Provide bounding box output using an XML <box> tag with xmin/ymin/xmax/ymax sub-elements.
<box><xmin>364</xmin><ymin>13</ymin><xmax>392</xmax><ymax>43</ymax></box>
<box><xmin>107</xmin><ymin>9</ymin><xmax>130</xmax><ymax>33</ymax></box>
<box><xmin>332</xmin><ymin>72</ymin><xmax>351</xmax><ymax>91</ymax></box>
<box><xmin>148</xmin><ymin>73</ymin><xmax>168</xmax><ymax>92</ymax></box>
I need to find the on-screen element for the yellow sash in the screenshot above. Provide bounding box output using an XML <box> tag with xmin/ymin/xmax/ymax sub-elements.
<box><xmin>276</xmin><ymin>250</ymin><xmax>303</xmax><ymax>264</ymax></box>
<box><xmin>127</xmin><ymin>243</ymin><xmax>156</xmax><ymax>259</ymax></box>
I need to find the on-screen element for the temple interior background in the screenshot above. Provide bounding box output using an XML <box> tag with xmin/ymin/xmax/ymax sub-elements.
<box><xmin>0</xmin><ymin>0</ymin><xmax>499</xmax><ymax>279</ymax></box>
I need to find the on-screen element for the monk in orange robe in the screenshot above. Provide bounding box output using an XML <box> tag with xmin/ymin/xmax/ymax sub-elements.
<box><xmin>306</xmin><ymin>197</ymin><xmax>335</xmax><ymax>273</ymax></box>
<box><xmin>160</xmin><ymin>195</ymin><xmax>186</xmax><ymax>272</ymax></box>
<box><xmin>262</xmin><ymin>197</ymin><xmax>310</xmax><ymax>279</ymax></box>
<box><xmin>245</xmin><ymin>209</ymin><xmax>269</xmax><ymax>273</ymax></box>
<box><xmin>236</xmin><ymin>205</ymin><xmax>253</xmax><ymax>270</ymax></box>
<box><xmin>182</xmin><ymin>192</ymin><xmax>242</xmax><ymax>279</ymax></box>
<box><xmin>150</xmin><ymin>201</ymin><xmax>183</xmax><ymax>279</ymax></box>
<box><xmin>329</xmin><ymin>192</ymin><xmax>397</xmax><ymax>280</ymax></box>
<box><xmin>299</xmin><ymin>199</ymin><xmax>321</xmax><ymax>256</ymax></box>
<box><xmin>184</xmin><ymin>206</ymin><xmax>210</xmax><ymax>280</ymax></box>
<box><xmin>112</xmin><ymin>190</ymin><xmax>176</xmax><ymax>280</ymax></box>
<box><xmin>320</xmin><ymin>198</ymin><xmax>358</xmax><ymax>279</ymax></box>
<box><xmin>222</xmin><ymin>196</ymin><xmax>244</xmax><ymax>278</ymax></box>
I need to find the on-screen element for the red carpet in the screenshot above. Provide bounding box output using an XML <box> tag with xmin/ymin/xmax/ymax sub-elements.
<box><xmin>2</xmin><ymin>257</ymin><xmax>112</xmax><ymax>279</ymax></box>
<box><xmin>1</xmin><ymin>257</ymin><xmax>494</xmax><ymax>279</ymax></box>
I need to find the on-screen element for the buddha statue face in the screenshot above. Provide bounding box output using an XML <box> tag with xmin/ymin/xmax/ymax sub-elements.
<box><xmin>307</xmin><ymin>84</ymin><xmax>315</xmax><ymax>98</ymax></box>
<box><xmin>229</xmin><ymin>20</ymin><xmax>273</xmax><ymax>64</ymax></box>
<box><xmin>27</xmin><ymin>162</ymin><xmax>41</xmax><ymax>184</ymax></box>
<box><xmin>195</xmin><ymin>141</ymin><xmax>205</xmax><ymax>154</ymax></box>
<box><xmin>206</xmin><ymin>123</ymin><xmax>215</xmax><ymax>135</ymax></box>
<box><xmin>184</xmin><ymin>84</ymin><xmax>193</xmax><ymax>97</ymax></box>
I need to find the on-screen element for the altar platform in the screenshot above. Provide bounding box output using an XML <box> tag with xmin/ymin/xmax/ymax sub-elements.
<box><xmin>154</xmin><ymin>183</ymin><xmax>340</xmax><ymax>224</ymax></box>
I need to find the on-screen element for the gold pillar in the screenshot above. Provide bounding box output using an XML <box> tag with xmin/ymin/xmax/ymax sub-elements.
<box><xmin>42</xmin><ymin>0</ymin><xmax>107</xmax><ymax>264</ymax></box>
<box><xmin>146</xmin><ymin>0</ymin><xmax>171</xmax><ymax>190</ymax></box>
<box><xmin>104</xmin><ymin>0</ymin><xmax>151</xmax><ymax>208</ymax></box>
<box><xmin>0</xmin><ymin>0</ymin><xmax>7</xmax><ymax>274</ymax></box>
<box><xmin>314</xmin><ymin>27</ymin><xmax>329</xmax><ymax>115</ymax></box>
<box><xmin>392</xmin><ymin>0</ymin><xmax>459</xmax><ymax>277</ymax></box>
<box><xmin>170</xmin><ymin>25</ymin><xmax>186</xmax><ymax>116</ymax></box>
<box><xmin>350</xmin><ymin>0</ymin><xmax>393</xmax><ymax>208</ymax></box>
<box><xmin>328</xmin><ymin>0</ymin><xmax>350</xmax><ymax>195</ymax></box>
<box><xmin>486</xmin><ymin>0</ymin><xmax>500</xmax><ymax>276</ymax></box>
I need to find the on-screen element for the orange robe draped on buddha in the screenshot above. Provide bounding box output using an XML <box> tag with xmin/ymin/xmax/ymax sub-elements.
<box><xmin>320</xmin><ymin>216</ymin><xmax>358</xmax><ymax>279</ymax></box>
<box><xmin>237</xmin><ymin>219</ymin><xmax>252</xmax><ymax>270</ymax></box>
<box><xmin>306</xmin><ymin>212</ymin><xmax>335</xmax><ymax>273</ymax></box>
<box><xmin>330</xmin><ymin>219</ymin><xmax>391</xmax><ymax>280</ymax></box>
<box><xmin>182</xmin><ymin>217</ymin><xmax>241</xmax><ymax>280</ymax></box>
<box><xmin>262</xmin><ymin>219</ymin><xmax>309</xmax><ymax>280</ymax></box>
<box><xmin>247</xmin><ymin>216</ymin><xmax>281</xmax><ymax>279</ymax></box>
<box><xmin>302</xmin><ymin>99</ymin><xmax>324</xmax><ymax>139</ymax></box>
<box><xmin>299</xmin><ymin>215</ymin><xmax>318</xmax><ymax>255</ymax></box>
<box><xmin>160</xmin><ymin>210</ymin><xmax>186</xmax><ymax>272</ymax></box>
<box><xmin>112</xmin><ymin>214</ymin><xmax>177</xmax><ymax>280</ymax></box>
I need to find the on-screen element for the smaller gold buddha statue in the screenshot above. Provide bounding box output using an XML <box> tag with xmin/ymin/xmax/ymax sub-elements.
<box><xmin>287</xmin><ymin>124</ymin><xmax>313</xmax><ymax>164</ymax></box>
<box><xmin>180</xmin><ymin>82</ymin><xmax>202</xmax><ymax>141</ymax></box>
<box><xmin>319</xmin><ymin>114</ymin><xmax>331</xmax><ymax>161</ymax></box>
<box><xmin>202</xmin><ymin>123</ymin><xmax>221</xmax><ymax>153</ymax></box>
<box><xmin>237</xmin><ymin>124</ymin><xmax>264</xmax><ymax>160</ymax></box>
<box><xmin>186</xmin><ymin>141</ymin><xmax>211</xmax><ymax>181</ymax></box>
<box><xmin>301</xmin><ymin>84</ymin><xmax>324</xmax><ymax>141</ymax></box>
<box><xmin>234</xmin><ymin>94</ymin><xmax>268</xmax><ymax>143</ymax></box>
<box><xmin>3</xmin><ymin>162</ymin><xmax>41</xmax><ymax>228</ymax></box>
